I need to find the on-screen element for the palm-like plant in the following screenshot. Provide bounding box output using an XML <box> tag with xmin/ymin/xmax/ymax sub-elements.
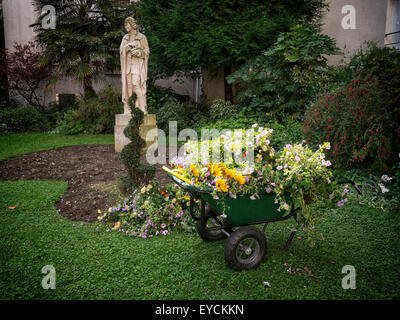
<box><xmin>31</xmin><ymin>0</ymin><xmax>135</xmax><ymax>96</ymax></box>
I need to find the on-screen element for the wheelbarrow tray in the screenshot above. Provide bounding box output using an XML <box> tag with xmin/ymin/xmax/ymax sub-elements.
<box><xmin>200</xmin><ymin>193</ymin><xmax>284</xmax><ymax>226</ymax></box>
<box><xmin>166</xmin><ymin>172</ymin><xmax>287</xmax><ymax>226</ymax></box>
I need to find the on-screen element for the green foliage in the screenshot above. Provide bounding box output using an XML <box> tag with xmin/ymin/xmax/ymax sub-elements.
<box><xmin>228</xmin><ymin>25</ymin><xmax>341</xmax><ymax>118</ymax></box>
<box><xmin>136</xmin><ymin>0</ymin><xmax>327</xmax><ymax>79</ymax></box>
<box><xmin>209</xmin><ymin>98</ymin><xmax>238</xmax><ymax>121</ymax></box>
<box><xmin>0</xmin><ymin>106</ymin><xmax>51</xmax><ymax>134</ymax></box>
<box><xmin>155</xmin><ymin>96</ymin><xmax>190</xmax><ymax>132</ymax></box>
<box><xmin>303</xmin><ymin>77</ymin><xmax>400</xmax><ymax>173</ymax></box>
<box><xmin>324</xmin><ymin>42</ymin><xmax>400</xmax><ymax>93</ymax></box>
<box><xmin>194</xmin><ymin>105</ymin><xmax>304</xmax><ymax>151</ymax></box>
<box><xmin>120</xmin><ymin>94</ymin><xmax>155</xmax><ymax>186</ymax></box>
<box><xmin>334</xmin><ymin>165</ymin><xmax>400</xmax><ymax>213</ymax></box>
<box><xmin>57</xmin><ymin>86</ymin><xmax>123</xmax><ymax>135</ymax></box>
<box><xmin>146</xmin><ymin>84</ymin><xmax>178</xmax><ymax>114</ymax></box>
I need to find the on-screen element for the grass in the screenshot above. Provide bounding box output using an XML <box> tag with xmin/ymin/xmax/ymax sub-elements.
<box><xmin>0</xmin><ymin>133</ymin><xmax>113</xmax><ymax>161</ymax></box>
<box><xmin>0</xmin><ymin>179</ymin><xmax>399</xmax><ymax>299</ymax></box>
<box><xmin>0</xmin><ymin>133</ymin><xmax>399</xmax><ymax>299</ymax></box>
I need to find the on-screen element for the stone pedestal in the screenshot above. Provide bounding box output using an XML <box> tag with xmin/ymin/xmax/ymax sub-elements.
<box><xmin>114</xmin><ymin>113</ymin><xmax>158</xmax><ymax>153</ymax></box>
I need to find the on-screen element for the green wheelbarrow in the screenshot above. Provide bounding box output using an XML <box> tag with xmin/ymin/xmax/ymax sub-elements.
<box><xmin>163</xmin><ymin>167</ymin><xmax>362</xmax><ymax>271</ymax></box>
<box><xmin>163</xmin><ymin>167</ymin><xmax>299</xmax><ymax>271</ymax></box>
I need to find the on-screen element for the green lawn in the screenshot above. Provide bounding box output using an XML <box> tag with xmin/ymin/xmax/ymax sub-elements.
<box><xmin>0</xmin><ymin>179</ymin><xmax>399</xmax><ymax>299</ymax></box>
<box><xmin>0</xmin><ymin>133</ymin><xmax>113</xmax><ymax>161</ymax></box>
<box><xmin>0</xmin><ymin>134</ymin><xmax>399</xmax><ymax>299</ymax></box>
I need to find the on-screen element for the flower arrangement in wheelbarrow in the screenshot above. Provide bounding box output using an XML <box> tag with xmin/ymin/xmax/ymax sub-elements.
<box><xmin>171</xmin><ymin>125</ymin><xmax>348</xmax><ymax>232</ymax></box>
<box><xmin>165</xmin><ymin>124</ymin><xmax>358</xmax><ymax>270</ymax></box>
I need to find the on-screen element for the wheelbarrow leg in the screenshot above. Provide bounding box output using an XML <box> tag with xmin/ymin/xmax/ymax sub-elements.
<box><xmin>283</xmin><ymin>230</ymin><xmax>296</xmax><ymax>251</ymax></box>
<box><xmin>262</xmin><ymin>223</ymin><xmax>268</xmax><ymax>233</ymax></box>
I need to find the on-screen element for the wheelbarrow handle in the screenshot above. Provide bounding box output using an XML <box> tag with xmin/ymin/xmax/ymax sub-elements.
<box><xmin>337</xmin><ymin>179</ymin><xmax>362</xmax><ymax>195</ymax></box>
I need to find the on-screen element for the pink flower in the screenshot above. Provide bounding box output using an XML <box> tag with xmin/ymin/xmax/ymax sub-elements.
<box><xmin>250</xmin><ymin>195</ymin><xmax>256</xmax><ymax>200</ymax></box>
<box><xmin>161</xmin><ymin>223</ymin><xmax>166</xmax><ymax>229</ymax></box>
<box><xmin>266</xmin><ymin>187</ymin><xmax>272</xmax><ymax>193</ymax></box>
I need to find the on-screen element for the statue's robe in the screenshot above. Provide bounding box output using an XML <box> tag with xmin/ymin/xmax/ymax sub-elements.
<box><xmin>120</xmin><ymin>32</ymin><xmax>149</xmax><ymax>113</ymax></box>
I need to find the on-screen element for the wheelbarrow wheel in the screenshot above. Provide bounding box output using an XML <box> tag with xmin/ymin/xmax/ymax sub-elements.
<box><xmin>224</xmin><ymin>226</ymin><xmax>267</xmax><ymax>271</ymax></box>
<box><xmin>195</xmin><ymin>207</ymin><xmax>232</xmax><ymax>241</ymax></box>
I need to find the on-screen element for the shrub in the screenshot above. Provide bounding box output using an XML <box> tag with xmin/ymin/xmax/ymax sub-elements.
<box><xmin>57</xmin><ymin>86</ymin><xmax>123</xmax><ymax>134</ymax></box>
<box><xmin>155</xmin><ymin>96</ymin><xmax>190</xmax><ymax>132</ymax></box>
<box><xmin>209</xmin><ymin>98</ymin><xmax>238</xmax><ymax>121</ymax></box>
<box><xmin>303</xmin><ymin>78</ymin><xmax>400</xmax><ymax>172</ymax></box>
<box><xmin>0</xmin><ymin>106</ymin><xmax>51</xmax><ymax>134</ymax></box>
<box><xmin>227</xmin><ymin>25</ymin><xmax>340</xmax><ymax>119</ymax></box>
<box><xmin>57</xmin><ymin>109</ymin><xmax>86</xmax><ymax>135</ymax></box>
<box><xmin>146</xmin><ymin>84</ymin><xmax>176</xmax><ymax>114</ymax></box>
<box><xmin>324</xmin><ymin>42</ymin><xmax>400</xmax><ymax>94</ymax></box>
<box><xmin>120</xmin><ymin>94</ymin><xmax>156</xmax><ymax>187</ymax></box>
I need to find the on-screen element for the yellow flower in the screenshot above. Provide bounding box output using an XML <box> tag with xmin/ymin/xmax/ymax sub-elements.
<box><xmin>190</xmin><ymin>164</ymin><xmax>199</xmax><ymax>177</ymax></box>
<box><xmin>112</xmin><ymin>222</ymin><xmax>121</xmax><ymax>230</ymax></box>
<box><xmin>97</xmin><ymin>209</ymin><xmax>102</xmax><ymax>214</ymax></box>
<box><xmin>215</xmin><ymin>179</ymin><xmax>229</xmax><ymax>192</ymax></box>
<box><xmin>208</xmin><ymin>163</ymin><xmax>222</xmax><ymax>177</ymax></box>
<box><xmin>141</xmin><ymin>186</ymin><xmax>147</xmax><ymax>193</ymax></box>
<box><xmin>224</xmin><ymin>168</ymin><xmax>236</xmax><ymax>179</ymax></box>
<box><xmin>234</xmin><ymin>175</ymin><xmax>246</xmax><ymax>185</ymax></box>
<box><xmin>265</xmin><ymin>113</ymin><xmax>271</xmax><ymax>116</ymax></box>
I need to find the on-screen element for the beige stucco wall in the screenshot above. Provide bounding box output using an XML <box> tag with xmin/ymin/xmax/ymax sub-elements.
<box><xmin>3</xmin><ymin>0</ymin><xmax>36</xmax><ymax>50</ymax></box>
<box><xmin>321</xmin><ymin>0</ymin><xmax>388</xmax><ymax>64</ymax></box>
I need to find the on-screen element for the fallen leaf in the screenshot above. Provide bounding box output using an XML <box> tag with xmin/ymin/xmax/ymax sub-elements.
<box><xmin>8</xmin><ymin>206</ymin><xmax>17</xmax><ymax>210</ymax></box>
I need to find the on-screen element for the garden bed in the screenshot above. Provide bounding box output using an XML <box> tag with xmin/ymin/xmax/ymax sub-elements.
<box><xmin>0</xmin><ymin>144</ymin><xmax>170</xmax><ymax>221</ymax></box>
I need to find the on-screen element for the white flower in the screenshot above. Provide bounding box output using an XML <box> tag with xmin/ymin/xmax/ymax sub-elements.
<box><xmin>277</xmin><ymin>165</ymin><xmax>283</xmax><ymax>170</ymax></box>
<box><xmin>381</xmin><ymin>175</ymin><xmax>392</xmax><ymax>182</ymax></box>
<box><xmin>378</xmin><ymin>183</ymin><xmax>389</xmax><ymax>193</ymax></box>
<box><xmin>252</xmin><ymin>123</ymin><xmax>258</xmax><ymax>128</ymax></box>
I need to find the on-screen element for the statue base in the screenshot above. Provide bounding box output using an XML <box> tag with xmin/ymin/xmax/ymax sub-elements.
<box><xmin>114</xmin><ymin>113</ymin><xmax>158</xmax><ymax>153</ymax></box>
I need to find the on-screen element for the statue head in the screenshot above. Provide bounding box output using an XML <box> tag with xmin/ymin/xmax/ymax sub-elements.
<box><xmin>124</xmin><ymin>17</ymin><xmax>138</xmax><ymax>33</ymax></box>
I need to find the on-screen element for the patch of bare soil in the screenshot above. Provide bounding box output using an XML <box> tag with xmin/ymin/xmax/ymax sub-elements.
<box><xmin>0</xmin><ymin>145</ymin><xmax>170</xmax><ymax>222</ymax></box>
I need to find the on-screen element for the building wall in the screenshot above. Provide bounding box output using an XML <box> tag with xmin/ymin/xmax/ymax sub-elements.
<box><xmin>321</xmin><ymin>0</ymin><xmax>388</xmax><ymax>64</ymax></box>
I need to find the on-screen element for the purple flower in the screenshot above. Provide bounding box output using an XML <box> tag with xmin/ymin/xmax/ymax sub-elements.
<box><xmin>266</xmin><ymin>187</ymin><xmax>272</xmax><ymax>193</ymax></box>
<box><xmin>229</xmin><ymin>192</ymin><xmax>237</xmax><ymax>199</ymax></box>
<box><xmin>213</xmin><ymin>195</ymin><xmax>219</xmax><ymax>200</ymax></box>
<box><xmin>285</xmin><ymin>144</ymin><xmax>292</xmax><ymax>150</ymax></box>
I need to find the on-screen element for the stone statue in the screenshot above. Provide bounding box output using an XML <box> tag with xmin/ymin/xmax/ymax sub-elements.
<box><xmin>120</xmin><ymin>17</ymin><xmax>150</xmax><ymax>114</ymax></box>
